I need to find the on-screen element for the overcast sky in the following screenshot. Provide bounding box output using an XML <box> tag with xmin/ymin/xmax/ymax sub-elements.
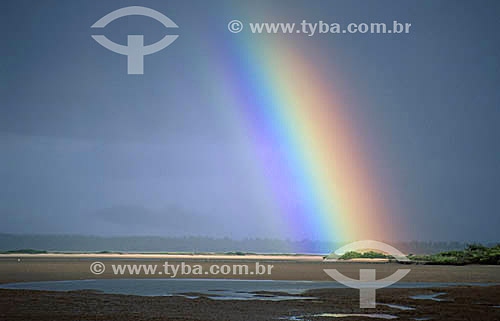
<box><xmin>1</xmin><ymin>0</ymin><xmax>499</xmax><ymax>241</ymax></box>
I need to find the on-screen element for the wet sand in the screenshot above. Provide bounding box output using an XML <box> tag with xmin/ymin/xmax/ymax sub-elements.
<box><xmin>0</xmin><ymin>255</ymin><xmax>499</xmax><ymax>320</ymax></box>
<box><xmin>0</xmin><ymin>285</ymin><xmax>499</xmax><ymax>320</ymax></box>
<box><xmin>1</xmin><ymin>254</ymin><xmax>499</xmax><ymax>283</ymax></box>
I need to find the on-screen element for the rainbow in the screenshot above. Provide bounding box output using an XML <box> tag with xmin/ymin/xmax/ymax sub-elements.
<box><xmin>206</xmin><ymin>30</ymin><xmax>396</xmax><ymax>244</ymax></box>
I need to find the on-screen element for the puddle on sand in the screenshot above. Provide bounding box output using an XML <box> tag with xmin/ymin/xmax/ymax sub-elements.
<box><xmin>174</xmin><ymin>290</ymin><xmax>318</xmax><ymax>301</ymax></box>
<box><xmin>280</xmin><ymin>313</ymin><xmax>398</xmax><ymax>320</ymax></box>
<box><xmin>378</xmin><ymin>303</ymin><xmax>415</xmax><ymax>311</ymax></box>
<box><xmin>410</xmin><ymin>292</ymin><xmax>449</xmax><ymax>302</ymax></box>
<box><xmin>209</xmin><ymin>294</ymin><xmax>317</xmax><ymax>301</ymax></box>
<box><xmin>176</xmin><ymin>294</ymin><xmax>199</xmax><ymax>299</ymax></box>
<box><xmin>313</xmin><ymin>313</ymin><xmax>398</xmax><ymax>319</ymax></box>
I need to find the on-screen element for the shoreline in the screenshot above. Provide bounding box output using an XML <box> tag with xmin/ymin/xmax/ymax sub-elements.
<box><xmin>0</xmin><ymin>253</ymin><xmax>324</xmax><ymax>261</ymax></box>
<box><xmin>1</xmin><ymin>285</ymin><xmax>499</xmax><ymax>320</ymax></box>
<box><xmin>1</xmin><ymin>255</ymin><xmax>499</xmax><ymax>320</ymax></box>
<box><xmin>1</xmin><ymin>254</ymin><xmax>499</xmax><ymax>284</ymax></box>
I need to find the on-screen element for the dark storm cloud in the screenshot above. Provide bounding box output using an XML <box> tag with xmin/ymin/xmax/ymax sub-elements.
<box><xmin>1</xmin><ymin>0</ymin><xmax>499</xmax><ymax>241</ymax></box>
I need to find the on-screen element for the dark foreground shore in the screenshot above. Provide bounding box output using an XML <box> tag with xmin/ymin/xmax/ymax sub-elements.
<box><xmin>1</xmin><ymin>285</ymin><xmax>499</xmax><ymax>321</ymax></box>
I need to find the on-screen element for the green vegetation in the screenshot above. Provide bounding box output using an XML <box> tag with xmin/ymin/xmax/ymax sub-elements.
<box><xmin>409</xmin><ymin>244</ymin><xmax>500</xmax><ymax>265</ymax></box>
<box><xmin>224</xmin><ymin>251</ymin><xmax>257</xmax><ymax>256</ymax></box>
<box><xmin>324</xmin><ymin>251</ymin><xmax>392</xmax><ymax>260</ymax></box>
<box><xmin>324</xmin><ymin>244</ymin><xmax>500</xmax><ymax>265</ymax></box>
<box><xmin>324</xmin><ymin>251</ymin><xmax>390</xmax><ymax>260</ymax></box>
<box><xmin>1</xmin><ymin>249</ymin><xmax>47</xmax><ymax>254</ymax></box>
<box><xmin>2</xmin><ymin>244</ymin><xmax>499</xmax><ymax>265</ymax></box>
<box><xmin>338</xmin><ymin>251</ymin><xmax>392</xmax><ymax>260</ymax></box>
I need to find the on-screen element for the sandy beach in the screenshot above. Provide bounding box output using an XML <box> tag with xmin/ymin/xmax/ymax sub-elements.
<box><xmin>0</xmin><ymin>254</ymin><xmax>499</xmax><ymax>320</ymax></box>
<box><xmin>1</xmin><ymin>253</ymin><xmax>499</xmax><ymax>284</ymax></box>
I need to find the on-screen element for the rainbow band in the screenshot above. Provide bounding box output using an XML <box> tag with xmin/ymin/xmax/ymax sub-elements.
<box><xmin>211</xmin><ymin>33</ymin><xmax>392</xmax><ymax>245</ymax></box>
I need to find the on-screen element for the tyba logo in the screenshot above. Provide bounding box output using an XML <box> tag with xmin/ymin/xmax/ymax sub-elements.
<box><xmin>324</xmin><ymin>240</ymin><xmax>411</xmax><ymax>308</ymax></box>
<box><xmin>91</xmin><ymin>6</ymin><xmax>179</xmax><ymax>74</ymax></box>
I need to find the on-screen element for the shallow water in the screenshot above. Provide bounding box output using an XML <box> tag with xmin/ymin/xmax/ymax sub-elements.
<box><xmin>0</xmin><ymin>279</ymin><xmax>492</xmax><ymax>300</ymax></box>
<box><xmin>409</xmin><ymin>292</ymin><xmax>448</xmax><ymax>302</ymax></box>
<box><xmin>281</xmin><ymin>314</ymin><xmax>398</xmax><ymax>320</ymax></box>
<box><xmin>313</xmin><ymin>313</ymin><xmax>398</xmax><ymax>319</ymax></box>
<box><xmin>378</xmin><ymin>303</ymin><xmax>415</xmax><ymax>310</ymax></box>
<box><xmin>209</xmin><ymin>294</ymin><xmax>317</xmax><ymax>301</ymax></box>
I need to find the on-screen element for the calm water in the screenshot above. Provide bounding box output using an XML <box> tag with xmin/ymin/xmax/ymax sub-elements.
<box><xmin>409</xmin><ymin>292</ymin><xmax>450</xmax><ymax>302</ymax></box>
<box><xmin>0</xmin><ymin>279</ymin><xmax>493</xmax><ymax>300</ymax></box>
